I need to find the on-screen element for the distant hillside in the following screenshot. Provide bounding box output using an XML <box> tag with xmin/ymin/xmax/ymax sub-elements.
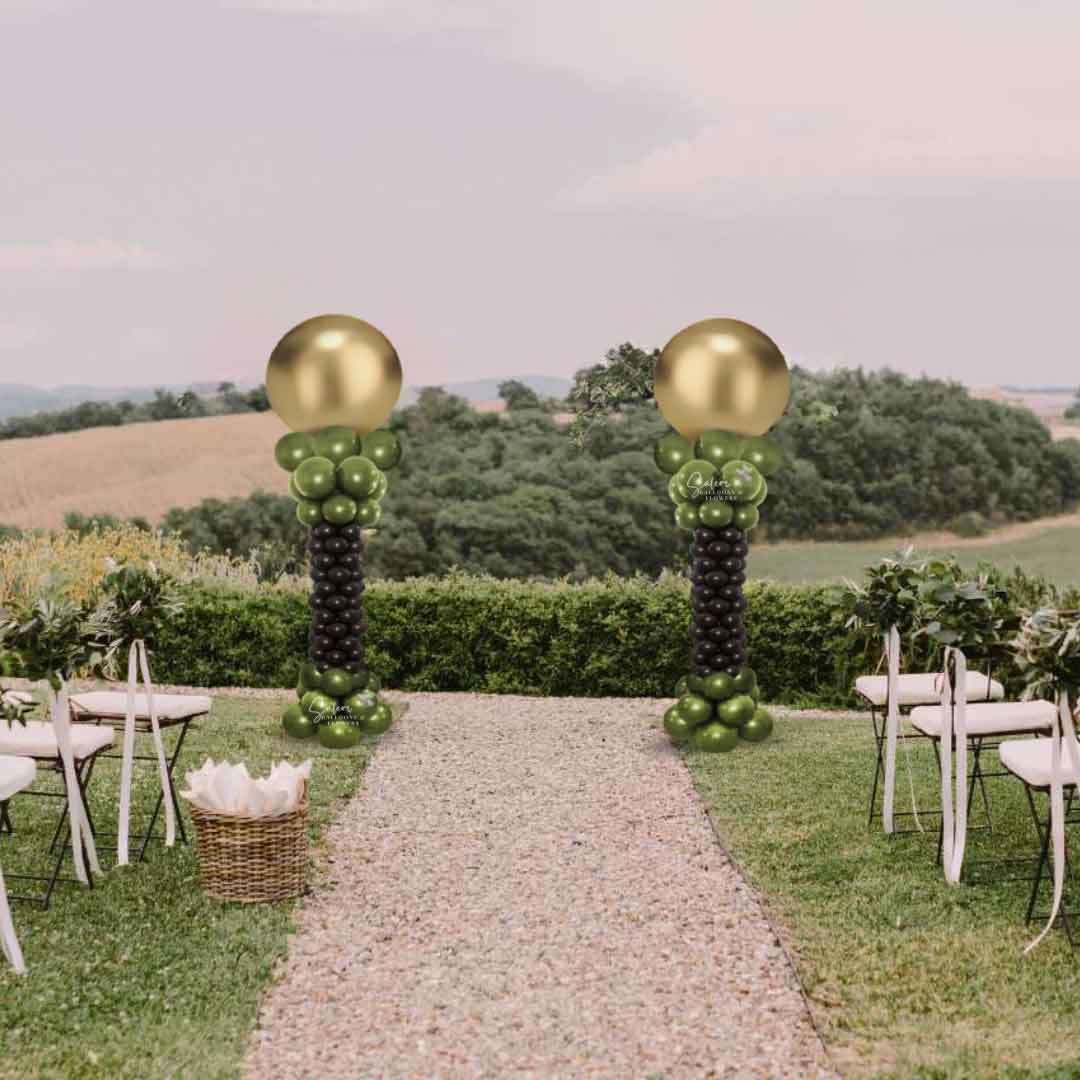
<box><xmin>0</xmin><ymin>374</ymin><xmax>572</xmax><ymax>422</ymax></box>
<box><xmin>0</xmin><ymin>412</ymin><xmax>292</xmax><ymax>530</ymax></box>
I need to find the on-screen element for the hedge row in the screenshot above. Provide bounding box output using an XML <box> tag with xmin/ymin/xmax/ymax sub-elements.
<box><xmin>152</xmin><ymin>575</ymin><xmax>884</xmax><ymax>707</ymax></box>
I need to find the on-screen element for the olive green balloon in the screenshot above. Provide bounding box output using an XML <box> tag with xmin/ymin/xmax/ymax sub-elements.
<box><xmin>361</xmin><ymin>430</ymin><xmax>402</xmax><ymax>471</ymax></box>
<box><xmin>732</xmin><ymin>504</ymin><xmax>760</xmax><ymax>531</ymax></box>
<box><xmin>674</xmin><ymin>504</ymin><xmax>700</xmax><ymax>531</ymax></box>
<box><xmin>356</xmin><ymin>499</ymin><xmax>382</xmax><ymax>527</ymax></box>
<box><xmin>365</xmin><ymin>702</ymin><xmax>393</xmax><ymax>734</ymax></box>
<box><xmin>663</xmin><ymin>705</ymin><xmax>693</xmax><ymax>745</ymax></box>
<box><xmin>673</xmin><ymin>675</ymin><xmax>688</xmax><ymax>697</ymax></box>
<box><xmin>282</xmin><ymin>703</ymin><xmax>315</xmax><ymax>739</ymax></box>
<box><xmin>288</xmin><ymin>472</ymin><xmax>305</xmax><ymax>502</ymax></box>
<box><xmin>718</xmin><ymin>693</ymin><xmax>756</xmax><ymax>727</ymax></box>
<box><xmin>732</xmin><ymin>668</ymin><xmax>757</xmax><ymax>694</ymax></box>
<box><xmin>703</xmin><ymin>672</ymin><xmax>735</xmax><ymax>701</ymax></box>
<box><xmin>741</xmin><ymin>707</ymin><xmax>775</xmax><ymax>742</ymax></box>
<box><xmin>698</xmin><ymin>500</ymin><xmax>734</xmax><ymax>528</ymax></box>
<box><xmin>668</xmin><ymin>474</ymin><xmax>688</xmax><ymax>506</ymax></box>
<box><xmin>321</xmin><ymin>668</ymin><xmax>353</xmax><ymax>698</ymax></box>
<box><xmin>678</xmin><ymin>693</ymin><xmax>712</xmax><ymax>726</ymax></box>
<box><xmin>344</xmin><ymin>689</ymin><xmax>378</xmax><ymax>722</ymax></box>
<box><xmin>695</xmin><ymin>430</ymin><xmax>744</xmax><ymax>468</ymax></box>
<box><xmin>312</xmin><ymin>426</ymin><xmax>358</xmax><ymax>465</ymax></box>
<box><xmin>720</xmin><ymin>459</ymin><xmax>760</xmax><ymax>501</ymax></box>
<box><xmin>750</xmin><ymin>477</ymin><xmax>769</xmax><ymax>507</ymax></box>
<box><xmin>275</xmin><ymin>432</ymin><xmax>314</xmax><ymax>472</ymax></box>
<box><xmin>296</xmin><ymin>499</ymin><xmax>323</xmax><ymax>527</ymax></box>
<box><xmin>653</xmin><ymin>432</ymin><xmax>693</xmax><ymax>476</ymax></box>
<box><xmin>318</xmin><ymin>719</ymin><xmax>361</xmax><ymax>749</ymax></box>
<box><xmin>301</xmin><ymin>690</ymin><xmax>335</xmax><ymax>721</ymax></box>
<box><xmin>686</xmin><ymin>673</ymin><xmax>707</xmax><ymax>696</ymax></box>
<box><xmin>293</xmin><ymin>455</ymin><xmax>337</xmax><ymax>499</ymax></box>
<box><xmin>693</xmin><ymin>721</ymin><xmax>738</xmax><ymax>753</ymax></box>
<box><xmin>297</xmin><ymin>662</ymin><xmax>323</xmax><ymax>692</ymax></box>
<box><xmin>739</xmin><ymin>435</ymin><xmax>783</xmax><ymax>477</ymax></box>
<box><xmin>371</xmin><ymin>470</ymin><xmax>389</xmax><ymax>501</ymax></box>
<box><xmin>322</xmin><ymin>493</ymin><xmax>358</xmax><ymax>525</ymax></box>
<box><xmin>337</xmin><ymin>455</ymin><xmax>379</xmax><ymax>498</ymax></box>
<box><xmin>674</xmin><ymin>459</ymin><xmax>717</xmax><ymax>503</ymax></box>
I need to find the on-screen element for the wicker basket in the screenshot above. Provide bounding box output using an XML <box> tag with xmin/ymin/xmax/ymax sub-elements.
<box><xmin>188</xmin><ymin>782</ymin><xmax>309</xmax><ymax>903</ymax></box>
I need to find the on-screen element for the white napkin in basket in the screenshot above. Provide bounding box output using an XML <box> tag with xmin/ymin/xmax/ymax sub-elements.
<box><xmin>181</xmin><ymin>759</ymin><xmax>311</xmax><ymax>816</ymax></box>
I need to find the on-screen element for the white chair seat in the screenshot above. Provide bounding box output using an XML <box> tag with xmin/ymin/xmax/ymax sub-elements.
<box><xmin>1</xmin><ymin>691</ymin><xmax>35</xmax><ymax>708</ymax></box>
<box><xmin>70</xmin><ymin>692</ymin><xmax>211</xmax><ymax>722</ymax></box>
<box><xmin>0</xmin><ymin>755</ymin><xmax>35</xmax><ymax>801</ymax></box>
<box><xmin>0</xmin><ymin>721</ymin><xmax>114</xmax><ymax>759</ymax></box>
<box><xmin>855</xmin><ymin>672</ymin><xmax>1004</xmax><ymax>707</ymax></box>
<box><xmin>911</xmin><ymin>700</ymin><xmax>1056</xmax><ymax>738</ymax></box>
<box><xmin>1000</xmin><ymin>738</ymin><xmax>1080</xmax><ymax>788</ymax></box>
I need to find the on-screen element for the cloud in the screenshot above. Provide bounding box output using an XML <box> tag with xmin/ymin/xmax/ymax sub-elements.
<box><xmin>0</xmin><ymin>241</ymin><xmax>164</xmax><ymax>272</ymax></box>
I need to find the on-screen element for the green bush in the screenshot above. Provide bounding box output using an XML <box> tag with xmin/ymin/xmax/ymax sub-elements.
<box><xmin>153</xmin><ymin>574</ymin><xmax>889</xmax><ymax>707</ymax></box>
<box><xmin>945</xmin><ymin>511</ymin><xmax>992</xmax><ymax>538</ymax></box>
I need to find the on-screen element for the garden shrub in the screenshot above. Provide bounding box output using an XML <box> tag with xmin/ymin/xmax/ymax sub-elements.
<box><xmin>153</xmin><ymin>573</ymin><xmax>879</xmax><ymax>706</ymax></box>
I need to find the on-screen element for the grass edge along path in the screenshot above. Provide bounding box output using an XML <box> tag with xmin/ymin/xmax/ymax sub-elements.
<box><xmin>677</xmin><ymin>706</ymin><xmax>1080</xmax><ymax>1079</ymax></box>
<box><xmin>0</xmin><ymin>696</ymin><xmax>403</xmax><ymax>1080</ymax></box>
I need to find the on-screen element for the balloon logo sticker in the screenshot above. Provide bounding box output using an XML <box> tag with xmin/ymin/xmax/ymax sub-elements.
<box><xmin>653</xmin><ymin>318</ymin><xmax>790</xmax><ymax>752</ymax></box>
<box><xmin>267</xmin><ymin>314</ymin><xmax>402</xmax><ymax>748</ymax></box>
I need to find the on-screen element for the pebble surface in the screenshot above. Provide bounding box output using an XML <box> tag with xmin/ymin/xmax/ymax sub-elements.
<box><xmin>245</xmin><ymin>693</ymin><xmax>834</xmax><ymax>1079</ymax></box>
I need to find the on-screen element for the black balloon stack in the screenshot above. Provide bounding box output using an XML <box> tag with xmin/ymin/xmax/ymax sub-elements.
<box><xmin>308</xmin><ymin>522</ymin><xmax>366</xmax><ymax>673</ymax></box>
<box><xmin>689</xmin><ymin>524</ymin><xmax>749</xmax><ymax>678</ymax></box>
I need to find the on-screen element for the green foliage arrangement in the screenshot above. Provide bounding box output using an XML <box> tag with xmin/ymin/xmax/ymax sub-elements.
<box><xmin>832</xmin><ymin>546</ymin><xmax>926</xmax><ymax>636</ymax></box>
<box><xmin>1012</xmin><ymin>608</ymin><xmax>1080</xmax><ymax>701</ymax></box>
<box><xmin>0</xmin><ymin>573</ymin><xmax>112</xmax><ymax>691</ymax></box>
<box><xmin>92</xmin><ymin>559</ymin><xmax>184</xmax><ymax>679</ymax></box>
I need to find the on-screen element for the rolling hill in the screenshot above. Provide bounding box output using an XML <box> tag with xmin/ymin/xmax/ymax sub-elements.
<box><xmin>0</xmin><ymin>412</ymin><xmax>292</xmax><ymax>529</ymax></box>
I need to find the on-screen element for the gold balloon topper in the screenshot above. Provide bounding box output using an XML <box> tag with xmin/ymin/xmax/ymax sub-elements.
<box><xmin>654</xmin><ymin>318</ymin><xmax>790</xmax><ymax>440</ymax></box>
<box><xmin>266</xmin><ymin>314</ymin><xmax>403</xmax><ymax>434</ymax></box>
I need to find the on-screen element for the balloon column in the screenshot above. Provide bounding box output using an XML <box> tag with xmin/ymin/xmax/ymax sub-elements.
<box><xmin>653</xmin><ymin>318</ymin><xmax>791</xmax><ymax>753</ymax></box>
<box><xmin>266</xmin><ymin>315</ymin><xmax>403</xmax><ymax>749</ymax></box>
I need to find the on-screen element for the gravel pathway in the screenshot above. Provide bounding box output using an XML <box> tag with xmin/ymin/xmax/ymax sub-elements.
<box><xmin>243</xmin><ymin>692</ymin><xmax>833</xmax><ymax>1078</ymax></box>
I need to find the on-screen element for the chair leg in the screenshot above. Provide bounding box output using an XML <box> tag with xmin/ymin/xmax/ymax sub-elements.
<box><xmin>970</xmin><ymin>738</ymin><xmax>993</xmax><ymax>835</ymax></box>
<box><xmin>0</xmin><ymin>800</ymin><xmax>11</xmax><ymax>835</ymax></box>
<box><xmin>138</xmin><ymin>718</ymin><xmax>192</xmax><ymax>862</ymax></box>
<box><xmin>868</xmin><ymin>708</ymin><xmax>884</xmax><ymax>828</ymax></box>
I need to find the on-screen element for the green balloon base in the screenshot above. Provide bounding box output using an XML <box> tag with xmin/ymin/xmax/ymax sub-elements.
<box><xmin>282</xmin><ymin>666</ymin><xmax>394</xmax><ymax>747</ymax></box>
<box><xmin>663</xmin><ymin>667</ymin><xmax>774</xmax><ymax>752</ymax></box>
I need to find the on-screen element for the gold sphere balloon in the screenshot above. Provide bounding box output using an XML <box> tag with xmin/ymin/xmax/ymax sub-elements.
<box><xmin>266</xmin><ymin>314</ymin><xmax>402</xmax><ymax>434</ymax></box>
<box><xmin>654</xmin><ymin>318</ymin><xmax>790</xmax><ymax>439</ymax></box>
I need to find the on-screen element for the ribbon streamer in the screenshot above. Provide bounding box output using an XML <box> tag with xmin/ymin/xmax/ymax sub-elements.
<box><xmin>882</xmin><ymin>626</ymin><xmax>902</xmax><ymax>833</ymax></box>
<box><xmin>937</xmin><ymin>647</ymin><xmax>969</xmax><ymax>884</ymax></box>
<box><xmin>117</xmin><ymin>640</ymin><xmax>175</xmax><ymax>866</ymax></box>
<box><xmin>47</xmin><ymin>681</ymin><xmax>99</xmax><ymax>885</ymax></box>
<box><xmin>1025</xmin><ymin>690</ymin><xmax>1080</xmax><ymax>954</ymax></box>
<box><xmin>0</xmin><ymin>863</ymin><xmax>24</xmax><ymax>973</ymax></box>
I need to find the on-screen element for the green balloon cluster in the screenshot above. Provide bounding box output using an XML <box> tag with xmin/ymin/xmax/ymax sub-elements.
<box><xmin>274</xmin><ymin>426</ymin><xmax>402</xmax><ymax>529</ymax></box>
<box><xmin>281</xmin><ymin>662</ymin><xmax>393</xmax><ymax>749</ymax></box>
<box><xmin>663</xmin><ymin>668</ymin><xmax>775</xmax><ymax>752</ymax></box>
<box><xmin>655</xmin><ymin>430</ymin><xmax>782</xmax><ymax>534</ymax></box>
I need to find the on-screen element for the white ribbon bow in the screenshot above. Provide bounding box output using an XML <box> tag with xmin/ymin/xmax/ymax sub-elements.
<box><xmin>1025</xmin><ymin>689</ymin><xmax>1080</xmax><ymax>953</ymax></box>
<box><xmin>937</xmin><ymin>647</ymin><xmax>970</xmax><ymax>884</ymax></box>
<box><xmin>117</xmin><ymin>640</ymin><xmax>175</xmax><ymax>866</ymax></box>
<box><xmin>0</xmin><ymin>861</ymin><xmax>24</xmax><ymax>973</ymax></box>
<box><xmin>46</xmin><ymin>681</ymin><xmax>100</xmax><ymax>885</ymax></box>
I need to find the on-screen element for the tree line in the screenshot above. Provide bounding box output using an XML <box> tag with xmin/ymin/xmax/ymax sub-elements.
<box><xmin>4</xmin><ymin>353</ymin><xmax>1080</xmax><ymax>579</ymax></box>
<box><xmin>0</xmin><ymin>383</ymin><xmax>269</xmax><ymax>440</ymax></box>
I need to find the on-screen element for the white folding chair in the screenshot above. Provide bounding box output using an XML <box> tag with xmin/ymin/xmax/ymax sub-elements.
<box><xmin>1000</xmin><ymin>691</ymin><xmax>1080</xmax><ymax>949</ymax></box>
<box><xmin>0</xmin><ymin>702</ymin><xmax>110</xmax><ymax>907</ymax></box>
<box><xmin>0</xmin><ymin>754</ymin><xmax>36</xmax><ymax>973</ymax></box>
<box><xmin>856</xmin><ymin>626</ymin><xmax>1003</xmax><ymax>833</ymax></box>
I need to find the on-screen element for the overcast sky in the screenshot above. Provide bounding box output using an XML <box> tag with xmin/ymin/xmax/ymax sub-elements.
<box><xmin>2</xmin><ymin>0</ymin><xmax>1078</xmax><ymax>390</ymax></box>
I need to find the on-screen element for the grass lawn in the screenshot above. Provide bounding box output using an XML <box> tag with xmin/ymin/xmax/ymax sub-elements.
<box><xmin>682</xmin><ymin>709</ymin><xmax>1080</xmax><ymax>1079</ymax></box>
<box><xmin>0</xmin><ymin>696</ymin><xmax>389</xmax><ymax>1080</ymax></box>
<box><xmin>751</xmin><ymin>524</ymin><xmax>1080</xmax><ymax>588</ymax></box>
